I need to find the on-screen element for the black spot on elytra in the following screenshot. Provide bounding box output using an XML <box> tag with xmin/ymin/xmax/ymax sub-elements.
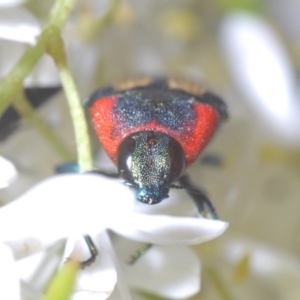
<box><xmin>113</xmin><ymin>89</ymin><xmax>196</xmax><ymax>131</ymax></box>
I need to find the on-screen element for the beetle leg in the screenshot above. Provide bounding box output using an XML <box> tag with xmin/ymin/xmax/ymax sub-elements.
<box><xmin>65</xmin><ymin>235</ymin><xmax>98</xmax><ymax>268</ymax></box>
<box><xmin>200</xmin><ymin>153</ymin><xmax>222</xmax><ymax>167</ymax></box>
<box><xmin>178</xmin><ymin>174</ymin><xmax>218</xmax><ymax>219</ymax></box>
<box><xmin>127</xmin><ymin>243</ymin><xmax>152</xmax><ymax>265</ymax></box>
<box><xmin>80</xmin><ymin>235</ymin><xmax>98</xmax><ymax>268</ymax></box>
<box><xmin>55</xmin><ymin>165</ymin><xmax>105</xmax><ymax>268</ymax></box>
<box><xmin>88</xmin><ymin>169</ymin><xmax>120</xmax><ymax>178</ymax></box>
<box><xmin>55</xmin><ymin>162</ymin><xmax>120</xmax><ymax>179</ymax></box>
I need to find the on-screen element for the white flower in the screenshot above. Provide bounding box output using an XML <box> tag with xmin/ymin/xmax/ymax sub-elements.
<box><xmin>219</xmin><ymin>11</ymin><xmax>300</xmax><ymax>144</ymax></box>
<box><xmin>0</xmin><ymin>4</ymin><xmax>40</xmax><ymax>45</ymax></box>
<box><xmin>0</xmin><ymin>174</ymin><xmax>228</xmax><ymax>299</ymax></box>
<box><xmin>117</xmin><ymin>242</ymin><xmax>201</xmax><ymax>299</ymax></box>
<box><xmin>0</xmin><ymin>243</ymin><xmax>20</xmax><ymax>300</ymax></box>
<box><xmin>0</xmin><ymin>156</ymin><xmax>17</xmax><ymax>189</ymax></box>
<box><xmin>222</xmin><ymin>237</ymin><xmax>300</xmax><ymax>300</ymax></box>
<box><xmin>0</xmin><ymin>1</ymin><xmax>59</xmax><ymax>87</ymax></box>
<box><xmin>0</xmin><ymin>0</ymin><xmax>26</xmax><ymax>7</ymax></box>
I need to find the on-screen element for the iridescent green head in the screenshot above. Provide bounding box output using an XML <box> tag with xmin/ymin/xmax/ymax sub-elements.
<box><xmin>117</xmin><ymin>131</ymin><xmax>185</xmax><ymax>204</ymax></box>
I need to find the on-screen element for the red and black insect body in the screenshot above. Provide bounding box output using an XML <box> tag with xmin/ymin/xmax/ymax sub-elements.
<box><xmin>86</xmin><ymin>77</ymin><xmax>227</xmax><ymax>218</ymax></box>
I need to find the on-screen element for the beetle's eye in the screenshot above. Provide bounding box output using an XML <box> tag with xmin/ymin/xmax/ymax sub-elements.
<box><xmin>168</xmin><ymin>138</ymin><xmax>185</xmax><ymax>181</ymax></box>
<box><xmin>117</xmin><ymin>136</ymin><xmax>136</xmax><ymax>183</ymax></box>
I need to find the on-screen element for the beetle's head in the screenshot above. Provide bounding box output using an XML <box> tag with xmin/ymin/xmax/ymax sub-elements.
<box><xmin>117</xmin><ymin>131</ymin><xmax>185</xmax><ymax>204</ymax></box>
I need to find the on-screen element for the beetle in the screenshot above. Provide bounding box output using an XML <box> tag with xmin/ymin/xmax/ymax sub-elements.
<box><xmin>86</xmin><ymin>77</ymin><xmax>227</xmax><ymax>219</ymax></box>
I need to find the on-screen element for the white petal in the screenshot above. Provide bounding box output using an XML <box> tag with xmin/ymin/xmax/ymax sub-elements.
<box><xmin>133</xmin><ymin>188</ymin><xmax>197</xmax><ymax>217</ymax></box>
<box><xmin>0</xmin><ymin>244</ymin><xmax>20</xmax><ymax>300</ymax></box>
<box><xmin>220</xmin><ymin>12</ymin><xmax>300</xmax><ymax>144</ymax></box>
<box><xmin>64</xmin><ymin>232</ymin><xmax>117</xmax><ymax>300</ymax></box>
<box><xmin>0</xmin><ymin>0</ymin><xmax>26</xmax><ymax>7</ymax></box>
<box><xmin>222</xmin><ymin>238</ymin><xmax>300</xmax><ymax>300</ymax></box>
<box><xmin>0</xmin><ymin>174</ymin><xmax>135</xmax><ymax>243</ymax></box>
<box><xmin>109</xmin><ymin>213</ymin><xmax>228</xmax><ymax>245</ymax></box>
<box><xmin>5</xmin><ymin>238</ymin><xmax>55</xmax><ymax>258</ymax></box>
<box><xmin>0</xmin><ymin>156</ymin><xmax>17</xmax><ymax>189</ymax></box>
<box><xmin>125</xmin><ymin>245</ymin><xmax>200</xmax><ymax>299</ymax></box>
<box><xmin>0</xmin><ymin>174</ymin><xmax>227</xmax><ymax>248</ymax></box>
<box><xmin>0</xmin><ymin>7</ymin><xmax>40</xmax><ymax>44</ymax></box>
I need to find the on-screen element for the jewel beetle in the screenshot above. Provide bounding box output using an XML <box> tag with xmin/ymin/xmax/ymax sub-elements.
<box><xmin>86</xmin><ymin>77</ymin><xmax>227</xmax><ymax>218</ymax></box>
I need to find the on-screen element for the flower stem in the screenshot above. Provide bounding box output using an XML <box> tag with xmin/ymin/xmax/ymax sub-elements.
<box><xmin>0</xmin><ymin>0</ymin><xmax>93</xmax><ymax>172</ymax></box>
<box><xmin>13</xmin><ymin>93</ymin><xmax>74</xmax><ymax>160</ymax></box>
<box><xmin>47</xmin><ymin>0</ymin><xmax>79</xmax><ymax>28</ymax></box>
<box><xmin>0</xmin><ymin>0</ymin><xmax>79</xmax><ymax>118</ymax></box>
<box><xmin>96</xmin><ymin>0</ymin><xmax>121</xmax><ymax>32</ymax></box>
<box><xmin>80</xmin><ymin>0</ymin><xmax>120</xmax><ymax>40</ymax></box>
<box><xmin>47</xmin><ymin>33</ymin><xmax>93</xmax><ymax>172</ymax></box>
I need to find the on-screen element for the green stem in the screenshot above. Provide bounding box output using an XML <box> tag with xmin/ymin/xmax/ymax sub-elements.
<box><xmin>0</xmin><ymin>0</ymin><xmax>79</xmax><ymax>118</ymax></box>
<box><xmin>47</xmin><ymin>34</ymin><xmax>93</xmax><ymax>172</ymax></box>
<box><xmin>43</xmin><ymin>260</ymin><xmax>80</xmax><ymax>300</ymax></box>
<box><xmin>79</xmin><ymin>0</ymin><xmax>120</xmax><ymax>42</ymax></box>
<box><xmin>13</xmin><ymin>93</ymin><xmax>74</xmax><ymax>160</ymax></box>
<box><xmin>47</xmin><ymin>0</ymin><xmax>79</xmax><ymax>28</ymax></box>
<box><xmin>96</xmin><ymin>0</ymin><xmax>120</xmax><ymax>32</ymax></box>
<box><xmin>0</xmin><ymin>0</ymin><xmax>92</xmax><ymax>171</ymax></box>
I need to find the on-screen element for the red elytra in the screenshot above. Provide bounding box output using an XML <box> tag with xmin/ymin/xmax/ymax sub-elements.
<box><xmin>90</xmin><ymin>95</ymin><xmax>219</xmax><ymax>168</ymax></box>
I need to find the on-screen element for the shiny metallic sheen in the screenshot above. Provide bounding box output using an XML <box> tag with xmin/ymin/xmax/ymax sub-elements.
<box><xmin>118</xmin><ymin>131</ymin><xmax>185</xmax><ymax>204</ymax></box>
